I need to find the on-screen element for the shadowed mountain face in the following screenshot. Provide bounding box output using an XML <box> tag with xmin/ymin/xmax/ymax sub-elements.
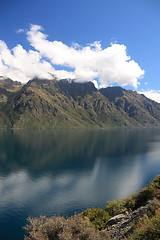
<box><xmin>0</xmin><ymin>77</ymin><xmax>160</xmax><ymax>128</ymax></box>
<box><xmin>55</xmin><ymin>79</ymin><xmax>97</xmax><ymax>99</ymax></box>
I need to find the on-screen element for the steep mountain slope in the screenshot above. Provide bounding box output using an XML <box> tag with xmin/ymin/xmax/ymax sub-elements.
<box><xmin>0</xmin><ymin>77</ymin><xmax>160</xmax><ymax>128</ymax></box>
<box><xmin>100</xmin><ymin>87</ymin><xmax>160</xmax><ymax>126</ymax></box>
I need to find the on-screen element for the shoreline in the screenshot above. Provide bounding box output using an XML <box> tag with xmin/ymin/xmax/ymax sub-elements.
<box><xmin>24</xmin><ymin>175</ymin><xmax>160</xmax><ymax>240</ymax></box>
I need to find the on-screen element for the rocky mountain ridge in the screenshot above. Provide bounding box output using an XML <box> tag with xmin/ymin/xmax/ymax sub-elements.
<box><xmin>0</xmin><ymin>77</ymin><xmax>160</xmax><ymax>128</ymax></box>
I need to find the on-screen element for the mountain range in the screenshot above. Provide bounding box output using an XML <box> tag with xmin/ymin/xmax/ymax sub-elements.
<box><xmin>0</xmin><ymin>77</ymin><xmax>160</xmax><ymax>128</ymax></box>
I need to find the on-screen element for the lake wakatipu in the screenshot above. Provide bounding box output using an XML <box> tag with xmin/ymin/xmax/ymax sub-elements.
<box><xmin>0</xmin><ymin>128</ymin><xmax>160</xmax><ymax>239</ymax></box>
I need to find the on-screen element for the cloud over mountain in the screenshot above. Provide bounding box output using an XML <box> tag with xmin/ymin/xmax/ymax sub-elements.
<box><xmin>139</xmin><ymin>90</ymin><xmax>160</xmax><ymax>103</ymax></box>
<box><xmin>0</xmin><ymin>24</ymin><xmax>144</xmax><ymax>88</ymax></box>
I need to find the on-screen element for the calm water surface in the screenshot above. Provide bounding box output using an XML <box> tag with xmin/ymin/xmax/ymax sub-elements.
<box><xmin>0</xmin><ymin>128</ymin><xmax>160</xmax><ymax>239</ymax></box>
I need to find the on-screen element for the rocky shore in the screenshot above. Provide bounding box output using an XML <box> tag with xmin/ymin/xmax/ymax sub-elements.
<box><xmin>104</xmin><ymin>198</ymin><xmax>160</xmax><ymax>239</ymax></box>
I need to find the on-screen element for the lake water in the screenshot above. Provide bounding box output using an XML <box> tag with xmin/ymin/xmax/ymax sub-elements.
<box><xmin>0</xmin><ymin>128</ymin><xmax>160</xmax><ymax>239</ymax></box>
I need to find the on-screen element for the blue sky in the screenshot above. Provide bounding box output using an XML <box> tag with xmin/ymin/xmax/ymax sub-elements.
<box><xmin>0</xmin><ymin>0</ymin><xmax>160</xmax><ymax>101</ymax></box>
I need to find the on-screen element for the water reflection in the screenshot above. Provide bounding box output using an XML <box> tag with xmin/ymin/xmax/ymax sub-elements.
<box><xmin>0</xmin><ymin>128</ymin><xmax>160</xmax><ymax>239</ymax></box>
<box><xmin>0</xmin><ymin>128</ymin><xmax>158</xmax><ymax>175</ymax></box>
<box><xmin>0</xmin><ymin>157</ymin><xmax>143</xmax><ymax>216</ymax></box>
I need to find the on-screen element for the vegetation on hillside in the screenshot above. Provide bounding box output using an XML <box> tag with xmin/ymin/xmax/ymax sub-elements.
<box><xmin>0</xmin><ymin>77</ymin><xmax>160</xmax><ymax>128</ymax></box>
<box><xmin>130</xmin><ymin>207</ymin><xmax>160</xmax><ymax>240</ymax></box>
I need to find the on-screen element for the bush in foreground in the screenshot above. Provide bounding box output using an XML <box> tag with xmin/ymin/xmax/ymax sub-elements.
<box><xmin>24</xmin><ymin>214</ymin><xmax>109</xmax><ymax>240</ymax></box>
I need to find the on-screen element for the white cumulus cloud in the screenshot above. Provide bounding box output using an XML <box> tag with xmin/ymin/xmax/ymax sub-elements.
<box><xmin>0</xmin><ymin>24</ymin><xmax>145</xmax><ymax>88</ymax></box>
<box><xmin>139</xmin><ymin>90</ymin><xmax>160</xmax><ymax>103</ymax></box>
<box><xmin>0</xmin><ymin>39</ymin><xmax>55</xmax><ymax>82</ymax></box>
<box><xmin>27</xmin><ymin>24</ymin><xmax>145</xmax><ymax>88</ymax></box>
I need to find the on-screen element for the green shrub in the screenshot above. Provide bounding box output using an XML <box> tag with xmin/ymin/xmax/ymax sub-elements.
<box><xmin>82</xmin><ymin>208</ymin><xmax>111</xmax><ymax>230</ymax></box>
<box><xmin>105</xmin><ymin>199</ymin><xmax>126</xmax><ymax>216</ymax></box>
